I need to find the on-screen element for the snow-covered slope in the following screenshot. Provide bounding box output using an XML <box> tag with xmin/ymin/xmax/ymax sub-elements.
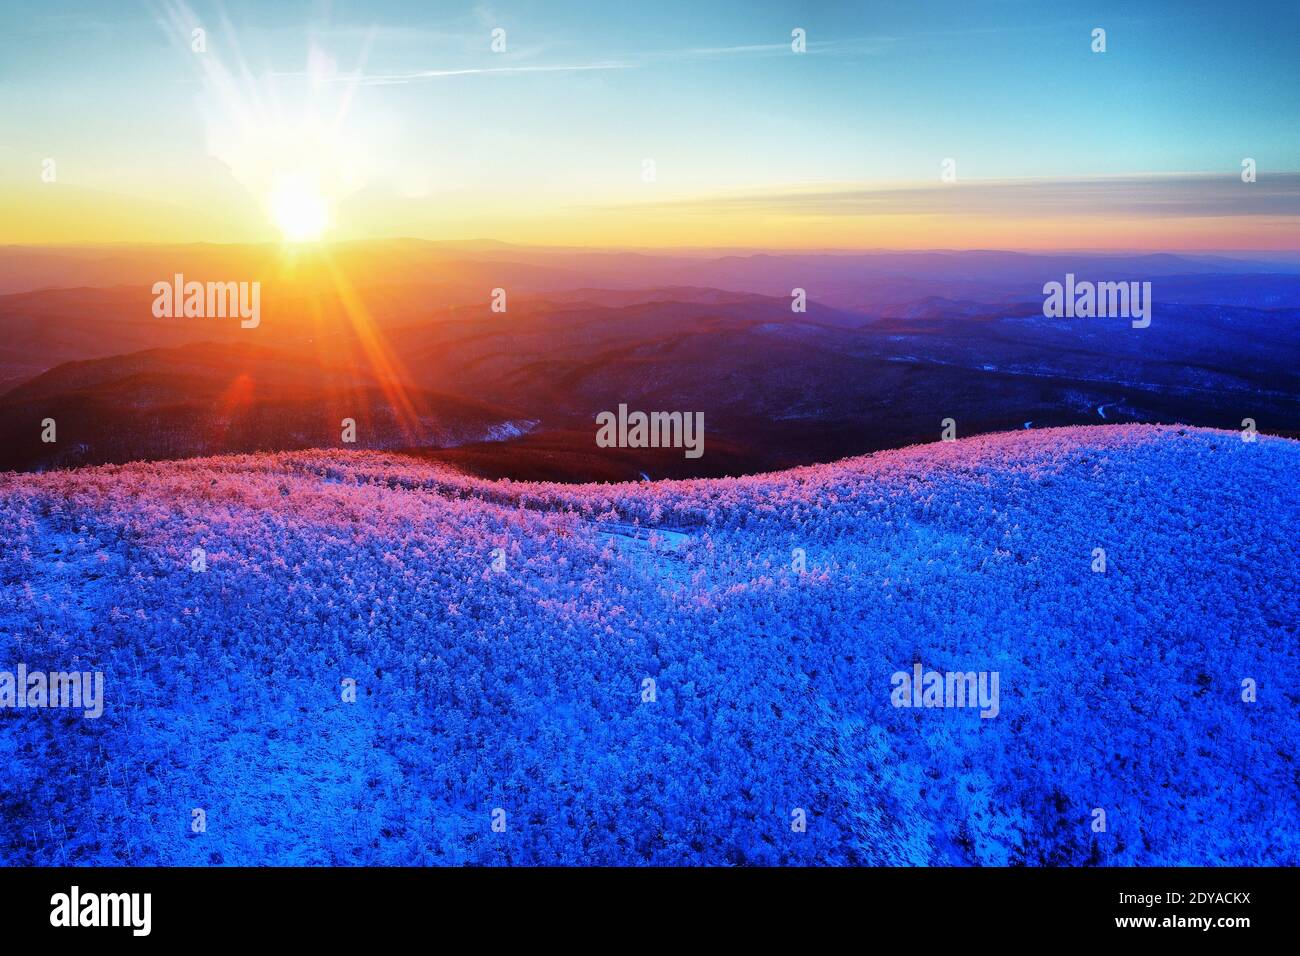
<box><xmin>1</xmin><ymin>425</ymin><xmax>1296</xmax><ymax>864</ymax></box>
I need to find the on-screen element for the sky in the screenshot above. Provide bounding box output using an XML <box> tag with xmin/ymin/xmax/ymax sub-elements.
<box><xmin>1</xmin><ymin>0</ymin><xmax>1298</xmax><ymax>249</ymax></box>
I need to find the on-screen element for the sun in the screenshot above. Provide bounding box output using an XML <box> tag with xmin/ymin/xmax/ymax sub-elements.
<box><xmin>269</xmin><ymin>174</ymin><xmax>330</xmax><ymax>242</ymax></box>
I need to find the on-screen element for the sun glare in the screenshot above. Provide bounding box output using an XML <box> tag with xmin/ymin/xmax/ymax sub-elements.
<box><xmin>270</xmin><ymin>174</ymin><xmax>329</xmax><ymax>242</ymax></box>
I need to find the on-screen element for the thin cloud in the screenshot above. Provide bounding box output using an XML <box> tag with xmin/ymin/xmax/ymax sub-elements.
<box><xmin>642</xmin><ymin>36</ymin><xmax>894</xmax><ymax>60</ymax></box>
<box><xmin>275</xmin><ymin>61</ymin><xmax>632</xmax><ymax>85</ymax></box>
<box><xmin>603</xmin><ymin>174</ymin><xmax>1300</xmax><ymax>220</ymax></box>
<box><xmin>284</xmin><ymin>35</ymin><xmax>891</xmax><ymax>85</ymax></box>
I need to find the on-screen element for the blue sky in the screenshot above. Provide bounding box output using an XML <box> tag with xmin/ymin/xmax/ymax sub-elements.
<box><xmin>2</xmin><ymin>0</ymin><xmax>1297</xmax><ymax>246</ymax></box>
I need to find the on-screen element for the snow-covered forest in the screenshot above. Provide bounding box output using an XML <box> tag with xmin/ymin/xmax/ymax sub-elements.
<box><xmin>2</xmin><ymin>424</ymin><xmax>1296</xmax><ymax>864</ymax></box>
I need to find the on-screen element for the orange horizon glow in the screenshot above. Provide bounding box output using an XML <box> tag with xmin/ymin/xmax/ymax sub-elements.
<box><xmin>6</xmin><ymin>186</ymin><xmax>1300</xmax><ymax>252</ymax></box>
<box><xmin>5</xmin><ymin>2</ymin><xmax>1298</xmax><ymax>256</ymax></box>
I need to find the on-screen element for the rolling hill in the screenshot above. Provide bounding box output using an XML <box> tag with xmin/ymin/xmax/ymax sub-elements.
<box><xmin>2</xmin><ymin>424</ymin><xmax>1296</xmax><ymax>864</ymax></box>
<box><xmin>4</xmin><ymin>271</ymin><xmax>1298</xmax><ymax>478</ymax></box>
<box><xmin>0</xmin><ymin>341</ymin><xmax>531</xmax><ymax>471</ymax></box>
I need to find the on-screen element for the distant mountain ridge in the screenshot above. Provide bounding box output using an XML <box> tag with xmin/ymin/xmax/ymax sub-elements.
<box><xmin>2</xmin><ymin>245</ymin><xmax>1297</xmax><ymax>478</ymax></box>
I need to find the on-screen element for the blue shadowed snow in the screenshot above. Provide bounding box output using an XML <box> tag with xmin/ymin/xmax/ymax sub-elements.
<box><xmin>0</xmin><ymin>425</ymin><xmax>1297</xmax><ymax>865</ymax></box>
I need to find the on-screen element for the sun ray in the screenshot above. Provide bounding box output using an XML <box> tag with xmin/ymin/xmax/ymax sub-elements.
<box><xmin>160</xmin><ymin>0</ymin><xmax>369</xmax><ymax>244</ymax></box>
<box><xmin>320</xmin><ymin>250</ymin><xmax>425</xmax><ymax>442</ymax></box>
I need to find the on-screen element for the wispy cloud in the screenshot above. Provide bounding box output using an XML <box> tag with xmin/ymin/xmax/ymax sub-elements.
<box><xmin>280</xmin><ymin>35</ymin><xmax>891</xmax><ymax>86</ymax></box>
<box><xmin>604</xmin><ymin>173</ymin><xmax>1300</xmax><ymax>220</ymax></box>
<box><xmin>640</xmin><ymin>36</ymin><xmax>893</xmax><ymax>60</ymax></box>
<box><xmin>307</xmin><ymin>60</ymin><xmax>634</xmax><ymax>85</ymax></box>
